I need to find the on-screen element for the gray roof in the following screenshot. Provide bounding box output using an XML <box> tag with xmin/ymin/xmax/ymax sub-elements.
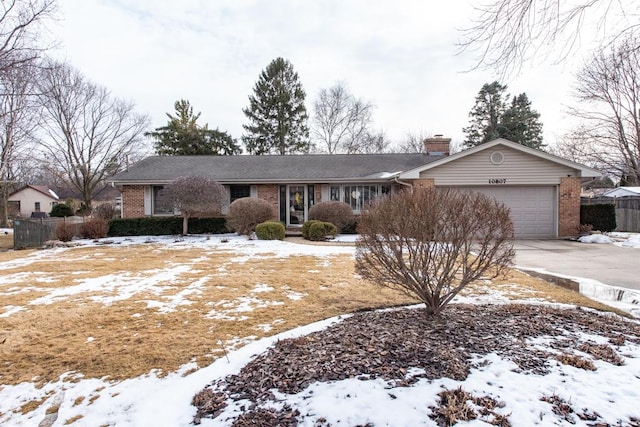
<box><xmin>109</xmin><ymin>153</ymin><xmax>439</xmax><ymax>184</ymax></box>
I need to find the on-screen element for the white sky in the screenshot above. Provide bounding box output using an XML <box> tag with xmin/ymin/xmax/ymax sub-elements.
<box><xmin>48</xmin><ymin>0</ymin><xmax>591</xmax><ymax>151</ymax></box>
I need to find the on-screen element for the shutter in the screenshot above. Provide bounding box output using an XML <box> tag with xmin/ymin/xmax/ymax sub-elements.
<box><xmin>144</xmin><ymin>186</ymin><xmax>152</xmax><ymax>216</ymax></box>
<box><xmin>250</xmin><ymin>185</ymin><xmax>258</xmax><ymax>198</ymax></box>
<box><xmin>321</xmin><ymin>185</ymin><xmax>329</xmax><ymax>202</ymax></box>
<box><xmin>221</xmin><ymin>185</ymin><xmax>230</xmax><ymax>215</ymax></box>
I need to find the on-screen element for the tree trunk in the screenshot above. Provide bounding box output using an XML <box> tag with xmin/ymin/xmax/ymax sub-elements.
<box><xmin>183</xmin><ymin>215</ymin><xmax>189</xmax><ymax>235</ymax></box>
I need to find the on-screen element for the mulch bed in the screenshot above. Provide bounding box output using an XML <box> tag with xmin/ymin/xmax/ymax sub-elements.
<box><xmin>192</xmin><ymin>304</ymin><xmax>640</xmax><ymax>426</ymax></box>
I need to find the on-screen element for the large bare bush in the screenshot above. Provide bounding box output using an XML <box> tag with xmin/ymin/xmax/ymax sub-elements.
<box><xmin>355</xmin><ymin>188</ymin><xmax>514</xmax><ymax>316</ymax></box>
<box><xmin>308</xmin><ymin>200</ymin><xmax>354</xmax><ymax>232</ymax></box>
<box><xmin>227</xmin><ymin>197</ymin><xmax>275</xmax><ymax>235</ymax></box>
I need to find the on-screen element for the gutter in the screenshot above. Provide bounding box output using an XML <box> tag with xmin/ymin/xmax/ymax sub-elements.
<box><xmin>394</xmin><ymin>176</ymin><xmax>413</xmax><ymax>191</ymax></box>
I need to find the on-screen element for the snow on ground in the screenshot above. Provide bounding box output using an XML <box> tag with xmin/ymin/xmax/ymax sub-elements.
<box><xmin>1</xmin><ymin>233</ymin><xmax>640</xmax><ymax>426</ymax></box>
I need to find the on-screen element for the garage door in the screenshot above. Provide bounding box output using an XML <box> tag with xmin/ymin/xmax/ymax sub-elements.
<box><xmin>466</xmin><ymin>186</ymin><xmax>556</xmax><ymax>239</ymax></box>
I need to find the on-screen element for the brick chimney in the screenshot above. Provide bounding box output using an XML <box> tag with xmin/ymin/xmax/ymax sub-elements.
<box><xmin>423</xmin><ymin>134</ymin><xmax>450</xmax><ymax>156</ymax></box>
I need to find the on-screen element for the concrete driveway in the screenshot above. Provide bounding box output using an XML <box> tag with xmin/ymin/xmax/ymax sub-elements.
<box><xmin>513</xmin><ymin>240</ymin><xmax>640</xmax><ymax>291</ymax></box>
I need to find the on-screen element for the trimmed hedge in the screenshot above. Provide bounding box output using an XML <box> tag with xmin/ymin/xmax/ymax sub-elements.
<box><xmin>255</xmin><ymin>221</ymin><xmax>285</xmax><ymax>240</ymax></box>
<box><xmin>307</xmin><ymin>221</ymin><xmax>338</xmax><ymax>241</ymax></box>
<box><xmin>108</xmin><ymin>217</ymin><xmax>228</xmax><ymax>237</ymax></box>
<box><xmin>301</xmin><ymin>220</ymin><xmax>321</xmax><ymax>239</ymax></box>
<box><xmin>580</xmin><ymin>204</ymin><xmax>616</xmax><ymax>232</ymax></box>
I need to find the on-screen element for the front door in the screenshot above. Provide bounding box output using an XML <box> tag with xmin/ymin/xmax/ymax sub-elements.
<box><xmin>287</xmin><ymin>185</ymin><xmax>306</xmax><ymax>226</ymax></box>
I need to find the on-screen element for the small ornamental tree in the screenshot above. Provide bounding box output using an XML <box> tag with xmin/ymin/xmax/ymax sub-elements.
<box><xmin>160</xmin><ymin>176</ymin><xmax>226</xmax><ymax>235</ymax></box>
<box><xmin>355</xmin><ymin>188</ymin><xmax>515</xmax><ymax>316</ymax></box>
<box><xmin>227</xmin><ymin>197</ymin><xmax>275</xmax><ymax>235</ymax></box>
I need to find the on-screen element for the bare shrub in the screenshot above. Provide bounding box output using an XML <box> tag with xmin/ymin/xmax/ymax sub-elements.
<box><xmin>94</xmin><ymin>203</ymin><xmax>115</xmax><ymax>220</ymax></box>
<box><xmin>355</xmin><ymin>188</ymin><xmax>514</xmax><ymax>316</ymax></box>
<box><xmin>308</xmin><ymin>200</ymin><xmax>354</xmax><ymax>232</ymax></box>
<box><xmin>227</xmin><ymin>197</ymin><xmax>275</xmax><ymax>235</ymax></box>
<box><xmin>55</xmin><ymin>222</ymin><xmax>75</xmax><ymax>242</ymax></box>
<box><xmin>80</xmin><ymin>218</ymin><xmax>109</xmax><ymax>239</ymax></box>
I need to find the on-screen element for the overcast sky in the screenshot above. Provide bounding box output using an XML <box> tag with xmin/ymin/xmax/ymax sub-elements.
<box><xmin>49</xmin><ymin>0</ymin><xmax>590</xmax><ymax>152</ymax></box>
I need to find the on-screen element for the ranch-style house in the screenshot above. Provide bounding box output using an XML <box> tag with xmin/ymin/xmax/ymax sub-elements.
<box><xmin>108</xmin><ymin>137</ymin><xmax>601</xmax><ymax>239</ymax></box>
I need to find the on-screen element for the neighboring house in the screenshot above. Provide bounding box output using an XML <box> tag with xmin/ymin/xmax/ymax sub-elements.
<box><xmin>108</xmin><ymin>137</ymin><xmax>601</xmax><ymax>239</ymax></box>
<box><xmin>602</xmin><ymin>187</ymin><xmax>640</xmax><ymax>198</ymax></box>
<box><xmin>7</xmin><ymin>185</ymin><xmax>60</xmax><ymax>218</ymax></box>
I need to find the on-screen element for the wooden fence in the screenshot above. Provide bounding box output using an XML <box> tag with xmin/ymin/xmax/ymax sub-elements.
<box><xmin>581</xmin><ymin>196</ymin><xmax>640</xmax><ymax>232</ymax></box>
<box><xmin>12</xmin><ymin>217</ymin><xmax>84</xmax><ymax>249</ymax></box>
<box><xmin>13</xmin><ymin>218</ymin><xmax>58</xmax><ymax>249</ymax></box>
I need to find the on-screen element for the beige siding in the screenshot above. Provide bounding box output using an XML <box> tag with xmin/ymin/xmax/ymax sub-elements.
<box><xmin>421</xmin><ymin>146</ymin><xmax>577</xmax><ymax>186</ymax></box>
<box><xmin>7</xmin><ymin>188</ymin><xmax>58</xmax><ymax>217</ymax></box>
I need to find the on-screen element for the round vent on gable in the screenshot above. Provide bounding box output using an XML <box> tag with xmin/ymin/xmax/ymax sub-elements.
<box><xmin>490</xmin><ymin>151</ymin><xmax>504</xmax><ymax>165</ymax></box>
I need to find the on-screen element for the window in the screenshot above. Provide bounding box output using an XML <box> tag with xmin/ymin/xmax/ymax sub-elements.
<box><xmin>229</xmin><ymin>185</ymin><xmax>251</xmax><ymax>203</ymax></box>
<box><xmin>152</xmin><ymin>185</ymin><xmax>173</xmax><ymax>215</ymax></box>
<box><xmin>329</xmin><ymin>184</ymin><xmax>391</xmax><ymax>212</ymax></box>
<box><xmin>34</xmin><ymin>202</ymin><xmax>41</xmax><ymax>212</ymax></box>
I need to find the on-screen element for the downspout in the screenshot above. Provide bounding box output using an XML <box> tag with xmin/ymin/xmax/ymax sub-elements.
<box><xmin>394</xmin><ymin>176</ymin><xmax>413</xmax><ymax>192</ymax></box>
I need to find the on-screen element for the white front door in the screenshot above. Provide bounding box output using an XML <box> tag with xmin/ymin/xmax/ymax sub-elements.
<box><xmin>287</xmin><ymin>185</ymin><xmax>306</xmax><ymax>226</ymax></box>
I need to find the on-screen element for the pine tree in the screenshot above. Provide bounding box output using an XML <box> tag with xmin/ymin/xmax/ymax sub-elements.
<box><xmin>501</xmin><ymin>93</ymin><xmax>544</xmax><ymax>149</ymax></box>
<box><xmin>147</xmin><ymin>100</ymin><xmax>241</xmax><ymax>155</ymax></box>
<box><xmin>242</xmin><ymin>58</ymin><xmax>310</xmax><ymax>155</ymax></box>
<box><xmin>463</xmin><ymin>82</ymin><xmax>508</xmax><ymax>148</ymax></box>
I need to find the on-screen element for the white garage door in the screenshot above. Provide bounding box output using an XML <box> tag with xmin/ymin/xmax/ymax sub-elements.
<box><xmin>466</xmin><ymin>186</ymin><xmax>556</xmax><ymax>239</ymax></box>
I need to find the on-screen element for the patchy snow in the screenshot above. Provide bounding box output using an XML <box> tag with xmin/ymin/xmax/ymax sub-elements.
<box><xmin>1</xmin><ymin>310</ymin><xmax>639</xmax><ymax>427</ymax></box>
<box><xmin>578</xmin><ymin>234</ymin><xmax>614</xmax><ymax>244</ymax></box>
<box><xmin>1</xmin><ymin>232</ymin><xmax>640</xmax><ymax>426</ymax></box>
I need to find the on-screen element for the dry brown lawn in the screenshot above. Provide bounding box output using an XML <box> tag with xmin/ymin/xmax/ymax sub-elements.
<box><xmin>0</xmin><ymin>238</ymin><xmax>622</xmax><ymax>388</ymax></box>
<box><xmin>0</xmin><ymin>233</ymin><xmax>12</xmax><ymax>251</ymax></box>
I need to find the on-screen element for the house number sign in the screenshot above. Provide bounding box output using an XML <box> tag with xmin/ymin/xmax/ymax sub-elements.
<box><xmin>488</xmin><ymin>178</ymin><xmax>507</xmax><ymax>184</ymax></box>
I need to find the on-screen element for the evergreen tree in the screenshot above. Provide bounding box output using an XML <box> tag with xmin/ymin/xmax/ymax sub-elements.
<box><xmin>500</xmin><ymin>93</ymin><xmax>545</xmax><ymax>149</ymax></box>
<box><xmin>147</xmin><ymin>100</ymin><xmax>241</xmax><ymax>155</ymax></box>
<box><xmin>463</xmin><ymin>81</ymin><xmax>508</xmax><ymax>148</ymax></box>
<box><xmin>463</xmin><ymin>82</ymin><xmax>544</xmax><ymax>149</ymax></box>
<box><xmin>242</xmin><ymin>58</ymin><xmax>310</xmax><ymax>155</ymax></box>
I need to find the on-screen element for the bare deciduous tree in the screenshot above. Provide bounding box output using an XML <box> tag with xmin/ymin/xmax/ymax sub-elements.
<box><xmin>356</xmin><ymin>188</ymin><xmax>514</xmax><ymax>316</ymax></box>
<box><xmin>37</xmin><ymin>61</ymin><xmax>149</xmax><ymax>212</ymax></box>
<box><xmin>0</xmin><ymin>61</ymin><xmax>39</xmax><ymax>225</ymax></box>
<box><xmin>311</xmin><ymin>83</ymin><xmax>374</xmax><ymax>154</ymax></box>
<box><xmin>459</xmin><ymin>0</ymin><xmax>640</xmax><ymax>76</ymax></box>
<box><xmin>397</xmin><ymin>131</ymin><xmax>431</xmax><ymax>153</ymax></box>
<box><xmin>561</xmin><ymin>36</ymin><xmax>640</xmax><ymax>184</ymax></box>
<box><xmin>0</xmin><ymin>0</ymin><xmax>56</xmax><ymax>73</ymax></box>
<box><xmin>345</xmin><ymin>129</ymin><xmax>390</xmax><ymax>154</ymax></box>
<box><xmin>159</xmin><ymin>175</ymin><xmax>226</xmax><ymax>235</ymax></box>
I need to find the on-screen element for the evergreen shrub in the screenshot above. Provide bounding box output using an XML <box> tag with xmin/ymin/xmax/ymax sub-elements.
<box><xmin>255</xmin><ymin>221</ymin><xmax>285</xmax><ymax>240</ymax></box>
<box><xmin>308</xmin><ymin>221</ymin><xmax>338</xmax><ymax>241</ymax></box>
<box><xmin>50</xmin><ymin>204</ymin><xmax>74</xmax><ymax>217</ymax></box>
<box><xmin>580</xmin><ymin>204</ymin><xmax>616</xmax><ymax>232</ymax></box>
<box><xmin>301</xmin><ymin>220</ymin><xmax>320</xmax><ymax>239</ymax></box>
<box><xmin>108</xmin><ymin>217</ymin><xmax>227</xmax><ymax>237</ymax></box>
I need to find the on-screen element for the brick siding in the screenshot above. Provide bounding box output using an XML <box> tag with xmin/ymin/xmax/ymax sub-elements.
<box><xmin>122</xmin><ymin>185</ymin><xmax>145</xmax><ymax>218</ymax></box>
<box><xmin>558</xmin><ymin>177</ymin><xmax>581</xmax><ymax>237</ymax></box>
<box><xmin>256</xmin><ymin>184</ymin><xmax>279</xmax><ymax>219</ymax></box>
<box><xmin>412</xmin><ymin>178</ymin><xmax>435</xmax><ymax>190</ymax></box>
